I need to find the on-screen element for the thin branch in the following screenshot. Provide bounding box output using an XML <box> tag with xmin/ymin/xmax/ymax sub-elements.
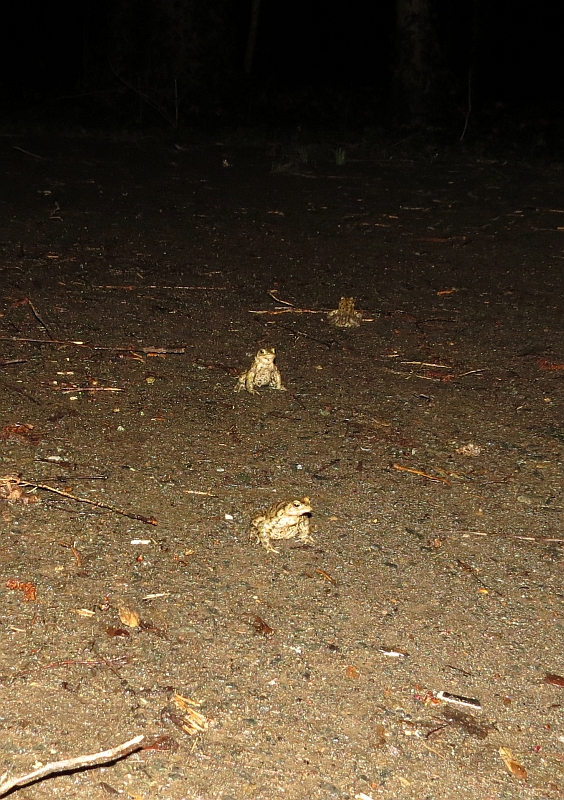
<box><xmin>249</xmin><ymin>308</ymin><xmax>326</xmax><ymax>315</ymax></box>
<box><xmin>392</xmin><ymin>463</ymin><xmax>451</xmax><ymax>485</ymax></box>
<box><xmin>94</xmin><ymin>285</ymin><xmax>226</xmax><ymax>290</ymax></box>
<box><xmin>436</xmin><ymin>529</ymin><xmax>564</xmax><ymax>543</ymax></box>
<box><xmin>460</xmin><ymin>69</ymin><xmax>472</xmax><ymax>141</ymax></box>
<box><xmin>3</xmin><ymin>477</ymin><xmax>157</xmax><ymax>525</ymax></box>
<box><xmin>0</xmin><ymin>336</ymin><xmax>185</xmax><ymax>354</ymax></box>
<box><xmin>0</xmin><ymin>735</ymin><xmax>144</xmax><ymax>796</ymax></box>
<box><xmin>0</xmin><ymin>378</ymin><xmax>41</xmax><ymax>404</ymax></box>
<box><xmin>27</xmin><ymin>298</ymin><xmax>55</xmax><ymax>339</ymax></box>
<box><xmin>12</xmin><ymin>146</ymin><xmax>46</xmax><ymax>160</ymax></box>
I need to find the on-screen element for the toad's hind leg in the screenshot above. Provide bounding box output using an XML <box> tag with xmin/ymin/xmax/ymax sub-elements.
<box><xmin>249</xmin><ymin>521</ymin><xmax>279</xmax><ymax>553</ymax></box>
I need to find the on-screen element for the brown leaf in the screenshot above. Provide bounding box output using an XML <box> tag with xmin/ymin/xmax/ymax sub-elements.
<box><xmin>73</xmin><ymin>608</ymin><xmax>95</xmax><ymax>617</ymax></box>
<box><xmin>538</xmin><ymin>358</ymin><xmax>564</xmax><ymax>371</ymax></box>
<box><xmin>252</xmin><ymin>615</ymin><xmax>274</xmax><ymax>637</ymax></box>
<box><xmin>6</xmin><ymin>579</ymin><xmax>37</xmax><ymax>601</ymax></box>
<box><xmin>499</xmin><ymin>747</ymin><xmax>528</xmax><ymax>781</ymax></box>
<box><xmin>0</xmin><ymin>477</ymin><xmax>40</xmax><ymax>505</ymax></box>
<box><xmin>0</xmin><ymin>423</ymin><xmax>42</xmax><ymax>445</ymax></box>
<box><xmin>140</xmin><ymin>734</ymin><xmax>178</xmax><ymax>752</ymax></box>
<box><xmin>118</xmin><ymin>607</ymin><xmax>140</xmax><ymax>628</ymax></box>
<box><xmin>107</xmin><ymin>626</ymin><xmax>131</xmax><ymax>638</ymax></box>
<box><xmin>544</xmin><ymin>673</ymin><xmax>564</xmax><ymax>687</ymax></box>
<box><xmin>374</xmin><ymin>723</ymin><xmax>387</xmax><ymax>747</ymax></box>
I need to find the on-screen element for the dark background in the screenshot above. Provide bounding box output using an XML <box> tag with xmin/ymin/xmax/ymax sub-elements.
<box><xmin>1</xmin><ymin>0</ymin><xmax>563</xmax><ymax>147</ymax></box>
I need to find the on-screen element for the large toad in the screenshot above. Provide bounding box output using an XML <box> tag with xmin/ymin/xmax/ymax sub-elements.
<box><xmin>249</xmin><ymin>497</ymin><xmax>313</xmax><ymax>553</ymax></box>
<box><xmin>235</xmin><ymin>347</ymin><xmax>286</xmax><ymax>394</ymax></box>
<box><xmin>327</xmin><ymin>296</ymin><xmax>363</xmax><ymax>328</ymax></box>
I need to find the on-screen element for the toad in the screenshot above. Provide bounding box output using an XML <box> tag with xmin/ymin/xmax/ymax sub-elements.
<box><xmin>327</xmin><ymin>296</ymin><xmax>363</xmax><ymax>328</ymax></box>
<box><xmin>235</xmin><ymin>347</ymin><xmax>286</xmax><ymax>394</ymax></box>
<box><xmin>249</xmin><ymin>497</ymin><xmax>313</xmax><ymax>553</ymax></box>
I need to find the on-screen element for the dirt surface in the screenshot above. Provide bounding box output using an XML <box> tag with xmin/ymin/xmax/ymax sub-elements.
<box><xmin>0</xmin><ymin>135</ymin><xmax>563</xmax><ymax>799</ymax></box>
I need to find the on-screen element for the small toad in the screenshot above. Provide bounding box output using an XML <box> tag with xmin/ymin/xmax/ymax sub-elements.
<box><xmin>235</xmin><ymin>347</ymin><xmax>286</xmax><ymax>394</ymax></box>
<box><xmin>249</xmin><ymin>497</ymin><xmax>313</xmax><ymax>553</ymax></box>
<box><xmin>327</xmin><ymin>296</ymin><xmax>363</xmax><ymax>328</ymax></box>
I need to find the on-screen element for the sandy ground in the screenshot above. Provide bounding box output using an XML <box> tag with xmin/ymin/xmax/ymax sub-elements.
<box><xmin>0</xmin><ymin>135</ymin><xmax>562</xmax><ymax>799</ymax></box>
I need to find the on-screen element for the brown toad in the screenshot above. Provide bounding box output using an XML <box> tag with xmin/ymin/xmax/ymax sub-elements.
<box><xmin>235</xmin><ymin>347</ymin><xmax>286</xmax><ymax>394</ymax></box>
<box><xmin>327</xmin><ymin>296</ymin><xmax>363</xmax><ymax>328</ymax></box>
<box><xmin>249</xmin><ymin>497</ymin><xmax>313</xmax><ymax>553</ymax></box>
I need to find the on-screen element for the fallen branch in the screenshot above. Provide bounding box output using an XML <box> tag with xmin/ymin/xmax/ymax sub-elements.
<box><xmin>1</xmin><ymin>476</ymin><xmax>157</xmax><ymax>525</ymax></box>
<box><xmin>13</xmin><ymin>145</ymin><xmax>46</xmax><ymax>160</ymax></box>
<box><xmin>27</xmin><ymin>298</ymin><xmax>54</xmax><ymax>339</ymax></box>
<box><xmin>0</xmin><ymin>735</ymin><xmax>144</xmax><ymax>796</ymax></box>
<box><xmin>3</xmin><ymin>655</ymin><xmax>133</xmax><ymax>680</ymax></box>
<box><xmin>94</xmin><ymin>285</ymin><xmax>226</xmax><ymax>291</ymax></box>
<box><xmin>54</xmin><ymin>386</ymin><xmax>124</xmax><ymax>394</ymax></box>
<box><xmin>0</xmin><ymin>379</ymin><xmax>40</xmax><ymax>405</ymax></box>
<box><xmin>400</xmin><ymin>361</ymin><xmax>452</xmax><ymax>368</ymax></box>
<box><xmin>437</xmin><ymin>529</ymin><xmax>564</xmax><ymax>543</ymax></box>
<box><xmin>0</xmin><ymin>336</ymin><xmax>185</xmax><ymax>354</ymax></box>
<box><xmin>267</xmin><ymin>289</ymin><xmax>295</xmax><ymax>306</ymax></box>
<box><xmin>392</xmin><ymin>463</ymin><xmax>451</xmax><ymax>485</ymax></box>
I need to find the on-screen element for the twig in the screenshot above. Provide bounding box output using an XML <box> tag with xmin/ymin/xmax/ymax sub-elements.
<box><xmin>0</xmin><ymin>378</ymin><xmax>41</xmax><ymax>404</ymax></box>
<box><xmin>50</xmin><ymin>201</ymin><xmax>63</xmax><ymax>222</ymax></box>
<box><xmin>55</xmin><ymin>386</ymin><xmax>124</xmax><ymax>394</ymax></box>
<box><xmin>0</xmin><ymin>735</ymin><xmax>144</xmax><ymax>796</ymax></box>
<box><xmin>437</xmin><ymin>529</ymin><xmax>564</xmax><ymax>544</ymax></box>
<box><xmin>256</xmin><ymin>318</ymin><xmax>337</xmax><ymax>349</ymax></box>
<box><xmin>12</xmin><ymin>145</ymin><xmax>46</xmax><ymax>160</ymax></box>
<box><xmin>4</xmin><ymin>477</ymin><xmax>157</xmax><ymax>525</ymax></box>
<box><xmin>27</xmin><ymin>298</ymin><xmax>54</xmax><ymax>339</ymax></box>
<box><xmin>249</xmin><ymin>308</ymin><xmax>326</xmax><ymax>315</ymax></box>
<box><xmin>108</xmin><ymin>62</ymin><xmax>177</xmax><ymax>128</ymax></box>
<box><xmin>460</xmin><ymin>68</ymin><xmax>472</xmax><ymax>142</ymax></box>
<box><xmin>392</xmin><ymin>463</ymin><xmax>451</xmax><ymax>485</ymax></box>
<box><xmin>0</xmin><ymin>336</ymin><xmax>185</xmax><ymax>354</ymax></box>
<box><xmin>94</xmin><ymin>285</ymin><xmax>226</xmax><ymax>291</ymax></box>
<box><xmin>400</xmin><ymin>361</ymin><xmax>452</xmax><ymax>368</ymax></box>
<box><xmin>267</xmin><ymin>289</ymin><xmax>295</xmax><ymax>307</ymax></box>
<box><xmin>39</xmin><ymin>656</ymin><xmax>129</xmax><ymax>671</ymax></box>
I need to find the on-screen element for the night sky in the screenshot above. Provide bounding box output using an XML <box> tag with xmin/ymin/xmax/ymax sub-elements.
<box><xmin>2</xmin><ymin>0</ymin><xmax>563</xmax><ymax>127</ymax></box>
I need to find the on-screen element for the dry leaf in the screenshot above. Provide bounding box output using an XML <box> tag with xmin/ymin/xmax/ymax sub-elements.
<box><xmin>0</xmin><ymin>423</ymin><xmax>42</xmax><ymax>445</ymax></box>
<box><xmin>544</xmin><ymin>673</ymin><xmax>564</xmax><ymax>687</ymax></box>
<box><xmin>0</xmin><ymin>477</ymin><xmax>40</xmax><ymax>505</ymax></box>
<box><xmin>118</xmin><ymin>607</ymin><xmax>140</xmax><ymax>628</ymax></box>
<box><xmin>346</xmin><ymin>665</ymin><xmax>360</xmax><ymax>679</ymax></box>
<box><xmin>107</xmin><ymin>626</ymin><xmax>131</xmax><ymax>638</ymax></box>
<box><xmin>173</xmin><ymin>693</ymin><xmax>201</xmax><ymax>711</ymax></box>
<box><xmin>6</xmin><ymin>579</ymin><xmax>37</xmax><ymax>601</ymax></box>
<box><xmin>140</xmin><ymin>734</ymin><xmax>178</xmax><ymax>752</ymax></box>
<box><xmin>374</xmin><ymin>724</ymin><xmax>387</xmax><ymax>747</ymax></box>
<box><xmin>252</xmin><ymin>615</ymin><xmax>274</xmax><ymax>637</ymax></box>
<box><xmin>538</xmin><ymin>358</ymin><xmax>564</xmax><ymax>371</ymax></box>
<box><xmin>499</xmin><ymin>747</ymin><xmax>528</xmax><ymax>780</ymax></box>
<box><xmin>456</xmin><ymin>443</ymin><xmax>483</xmax><ymax>456</ymax></box>
<box><xmin>172</xmin><ymin>693</ymin><xmax>209</xmax><ymax>734</ymax></box>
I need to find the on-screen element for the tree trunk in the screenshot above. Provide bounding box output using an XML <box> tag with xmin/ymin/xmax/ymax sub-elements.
<box><xmin>393</xmin><ymin>0</ymin><xmax>441</xmax><ymax>122</ymax></box>
<box><xmin>244</xmin><ymin>0</ymin><xmax>261</xmax><ymax>74</ymax></box>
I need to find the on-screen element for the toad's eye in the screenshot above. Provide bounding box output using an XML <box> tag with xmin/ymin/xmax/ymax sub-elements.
<box><xmin>259</xmin><ymin>348</ymin><xmax>267</xmax><ymax>354</ymax></box>
<box><xmin>293</xmin><ymin>501</ymin><xmax>301</xmax><ymax>507</ymax></box>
